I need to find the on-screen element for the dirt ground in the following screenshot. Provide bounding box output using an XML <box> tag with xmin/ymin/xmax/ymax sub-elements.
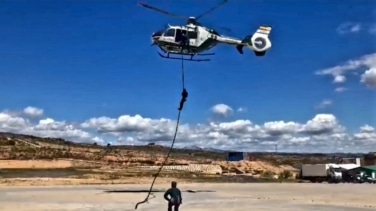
<box><xmin>0</xmin><ymin>160</ymin><xmax>75</xmax><ymax>169</ymax></box>
<box><xmin>2</xmin><ymin>159</ymin><xmax>373</xmax><ymax>210</ymax></box>
<box><xmin>0</xmin><ymin>177</ymin><xmax>176</xmax><ymax>186</ymax></box>
<box><xmin>0</xmin><ymin>183</ymin><xmax>375</xmax><ymax>211</ymax></box>
<box><xmin>0</xmin><ymin>159</ymin><xmax>292</xmax><ymax>186</ymax></box>
<box><xmin>0</xmin><ymin>157</ymin><xmax>298</xmax><ymax>178</ymax></box>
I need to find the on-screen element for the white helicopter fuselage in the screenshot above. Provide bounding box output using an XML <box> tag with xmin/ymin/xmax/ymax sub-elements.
<box><xmin>152</xmin><ymin>24</ymin><xmax>220</xmax><ymax>55</ymax></box>
<box><xmin>151</xmin><ymin>23</ymin><xmax>272</xmax><ymax>56</ymax></box>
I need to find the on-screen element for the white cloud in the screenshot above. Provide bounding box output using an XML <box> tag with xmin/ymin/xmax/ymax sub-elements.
<box><xmin>0</xmin><ymin>109</ymin><xmax>91</xmax><ymax>143</ymax></box>
<box><xmin>336</xmin><ymin>22</ymin><xmax>361</xmax><ymax>34</ymax></box>
<box><xmin>23</xmin><ymin>106</ymin><xmax>44</xmax><ymax>117</ymax></box>
<box><xmin>301</xmin><ymin>114</ymin><xmax>343</xmax><ymax>135</ymax></box>
<box><xmin>1</xmin><ymin>107</ymin><xmax>375</xmax><ymax>153</ymax></box>
<box><xmin>0</xmin><ymin>112</ymin><xmax>29</xmax><ymax>130</ymax></box>
<box><xmin>334</xmin><ymin>75</ymin><xmax>346</xmax><ymax>84</ymax></box>
<box><xmin>334</xmin><ymin>87</ymin><xmax>347</xmax><ymax>93</ymax></box>
<box><xmin>336</xmin><ymin>22</ymin><xmax>376</xmax><ymax>34</ymax></box>
<box><xmin>210</xmin><ymin>103</ymin><xmax>233</xmax><ymax>118</ymax></box>
<box><xmin>360</xmin><ymin>68</ymin><xmax>376</xmax><ymax>88</ymax></box>
<box><xmin>237</xmin><ymin>107</ymin><xmax>247</xmax><ymax>113</ymax></box>
<box><xmin>92</xmin><ymin>136</ymin><xmax>105</xmax><ymax>144</ymax></box>
<box><xmin>316</xmin><ymin>53</ymin><xmax>376</xmax><ymax>89</ymax></box>
<box><xmin>316</xmin><ymin>99</ymin><xmax>333</xmax><ymax>109</ymax></box>
<box><xmin>353</xmin><ymin>125</ymin><xmax>376</xmax><ymax>146</ymax></box>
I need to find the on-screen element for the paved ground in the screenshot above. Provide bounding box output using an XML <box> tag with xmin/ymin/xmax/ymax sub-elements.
<box><xmin>0</xmin><ymin>183</ymin><xmax>375</xmax><ymax>211</ymax></box>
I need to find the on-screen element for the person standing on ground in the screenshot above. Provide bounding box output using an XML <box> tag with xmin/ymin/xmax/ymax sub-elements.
<box><xmin>164</xmin><ymin>181</ymin><xmax>182</xmax><ymax>211</ymax></box>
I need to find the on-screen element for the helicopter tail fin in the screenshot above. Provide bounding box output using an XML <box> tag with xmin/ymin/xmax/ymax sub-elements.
<box><xmin>254</xmin><ymin>25</ymin><xmax>272</xmax><ymax>37</ymax></box>
<box><xmin>236</xmin><ymin>25</ymin><xmax>272</xmax><ymax>55</ymax></box>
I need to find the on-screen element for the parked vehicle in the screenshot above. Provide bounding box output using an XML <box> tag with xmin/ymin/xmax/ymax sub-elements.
<box><xmin>300</xmin><ymin>163</ymin><xmax>343</xmax><ymax>183</ymax></box>
<box><xmin>354</xmin><ymin>172</ymin><xmax>376</xmax><ymax>184</ymax></box>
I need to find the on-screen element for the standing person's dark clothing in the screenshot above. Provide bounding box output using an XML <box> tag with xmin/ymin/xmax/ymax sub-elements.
<box><xmin>181</xmin><ymin>31</ymin><xmax>189</xmax><ymax>47</ymax></box>
<box><xmin>164</xmin><ymin>181</ymin><xmax>182</xmax><ymax>211</ymax></box>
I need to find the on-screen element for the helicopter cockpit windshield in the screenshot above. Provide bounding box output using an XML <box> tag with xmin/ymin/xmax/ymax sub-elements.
<box><xmin>152</xmin><ymin>29</ymin><xmax>164</xmax><ymax>40</ymax></box>
<box><xmin>163</xmin><ymin>28</ymin><xmax>176</xmax><ymax>37</ymax></box>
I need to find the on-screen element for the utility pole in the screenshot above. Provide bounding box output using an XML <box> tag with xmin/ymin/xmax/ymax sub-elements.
<box><xmin>274</xmin><ymin>141</ymin><xmax>278</xmax><ymax>154</ymax></box>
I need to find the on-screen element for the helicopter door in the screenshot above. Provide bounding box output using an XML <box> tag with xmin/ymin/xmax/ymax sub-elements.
<box><xmin>188</xmin><ymin>30</ymin><xmax>198</xmax><ymax>46</ymax></box>
<box><xmin>175</xmin><ymin>29</ymin><xmax>183</xmax><ymax>43</ymax></box>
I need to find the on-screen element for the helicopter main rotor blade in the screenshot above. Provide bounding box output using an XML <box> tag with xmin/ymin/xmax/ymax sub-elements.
<box><xmin>195</xmin><ymin>0</ymin><xmax>228</xmax><ymax>20</ymax></box>
<box><xmin>138</xmin><ymin>2</ymin><xmax>187</xmax><ymax>19</ymax></box>
<box><xmin>214</xmin><ymin>26</ymin><xmax>232</xmax><ymax>34</ymax></box>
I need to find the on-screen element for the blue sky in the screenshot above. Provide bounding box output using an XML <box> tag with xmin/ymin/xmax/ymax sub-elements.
<box><xmin>0</xmin><ymin>0</ymin><xmax>375</xmax><ymax>152</ymax></box>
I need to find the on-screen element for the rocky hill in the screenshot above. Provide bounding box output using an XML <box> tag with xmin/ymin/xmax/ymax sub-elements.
<box><xmin>0</xmin><ymin>132</ymin><xmax>366</xmax><ymax>183</ymax></box>
<box><xmin>0</xmin><ymin>132</ymin><xmax>226</xmax><ymax>164</ymax></box>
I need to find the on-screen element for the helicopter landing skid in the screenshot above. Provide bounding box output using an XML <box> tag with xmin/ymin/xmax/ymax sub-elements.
<box><xmin>157</xmin><ymin>51</ymin><xmax>214</xmax><ymax>62</ymax></box>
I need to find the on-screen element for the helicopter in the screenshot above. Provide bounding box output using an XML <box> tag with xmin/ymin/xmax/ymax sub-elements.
<box><xmin>138</xmin><ymin>0</ymin><xmax>272</xmax><ymax>62</ymax></box>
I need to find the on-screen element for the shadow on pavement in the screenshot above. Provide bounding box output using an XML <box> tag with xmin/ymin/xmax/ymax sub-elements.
<box><xmin>103</xmin><ymin>189</ymin><xmax>216</xmax><ymax>193</ymax></box>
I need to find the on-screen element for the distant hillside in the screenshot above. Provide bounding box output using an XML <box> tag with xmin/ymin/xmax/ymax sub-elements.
<box><xmin>0</xmin><ymin>132</ymin><xmax>226</xmax><ymax>163</ymax></box>
<box><xmin>0</xmin><ymin>132</ymin><xmax>368</xmax><ymax>169</ymax></box>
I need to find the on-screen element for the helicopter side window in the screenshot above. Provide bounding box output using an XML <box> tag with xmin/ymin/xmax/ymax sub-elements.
<box><xmin>164</xmin><ymin>29</ymin><xmax>175</xmax><ymax>37</ymax></box>
<box><xmin>188</xmin><ymin>31</ymin><xmax>197</xmax><ymax>39</ymax></box>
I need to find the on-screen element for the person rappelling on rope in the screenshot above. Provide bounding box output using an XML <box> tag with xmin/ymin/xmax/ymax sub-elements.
<box><xmin>178</xmin><ymin>88</ymin><xmax>188</xmax><ymax>111</ymax></box>
<box><xmin>164</xmin><ymin>181</ymin><xmax>182</xmax><ymax>211</ymax></box>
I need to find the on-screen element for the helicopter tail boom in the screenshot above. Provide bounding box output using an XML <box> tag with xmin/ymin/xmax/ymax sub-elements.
<box><xmin>235</xmin><ymin>26</ymin><xmax>272</xmax><ymax>56</ymax></box>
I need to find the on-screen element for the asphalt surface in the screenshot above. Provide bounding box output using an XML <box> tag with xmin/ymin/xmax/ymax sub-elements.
<box><xmin>0</xmin><ymin>183</ymin><xmax>375</xmax><ymax>211</ymax></box>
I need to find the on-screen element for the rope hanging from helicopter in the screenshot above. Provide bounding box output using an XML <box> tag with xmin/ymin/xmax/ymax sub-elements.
<box><xmin>135</xmin><ymin>55</ymin><xmax>188</xmax><ymax>210</ymax></box>
<box><xmin>134</xmin><ymin>1</ymin><xmax>226</xmax><ymax>209</ymax></box>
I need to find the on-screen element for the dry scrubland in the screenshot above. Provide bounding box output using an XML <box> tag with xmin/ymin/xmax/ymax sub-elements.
<box><xmin>0</xmin><ymin>132</ymin><xmax>348</xmax><ymax>186</ymax></box>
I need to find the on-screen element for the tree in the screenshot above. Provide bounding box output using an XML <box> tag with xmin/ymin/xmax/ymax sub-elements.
<box><xmin>279</xmin><ymin>170</ymin><xmax>293</xmax><ymax>179</ymax></box>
